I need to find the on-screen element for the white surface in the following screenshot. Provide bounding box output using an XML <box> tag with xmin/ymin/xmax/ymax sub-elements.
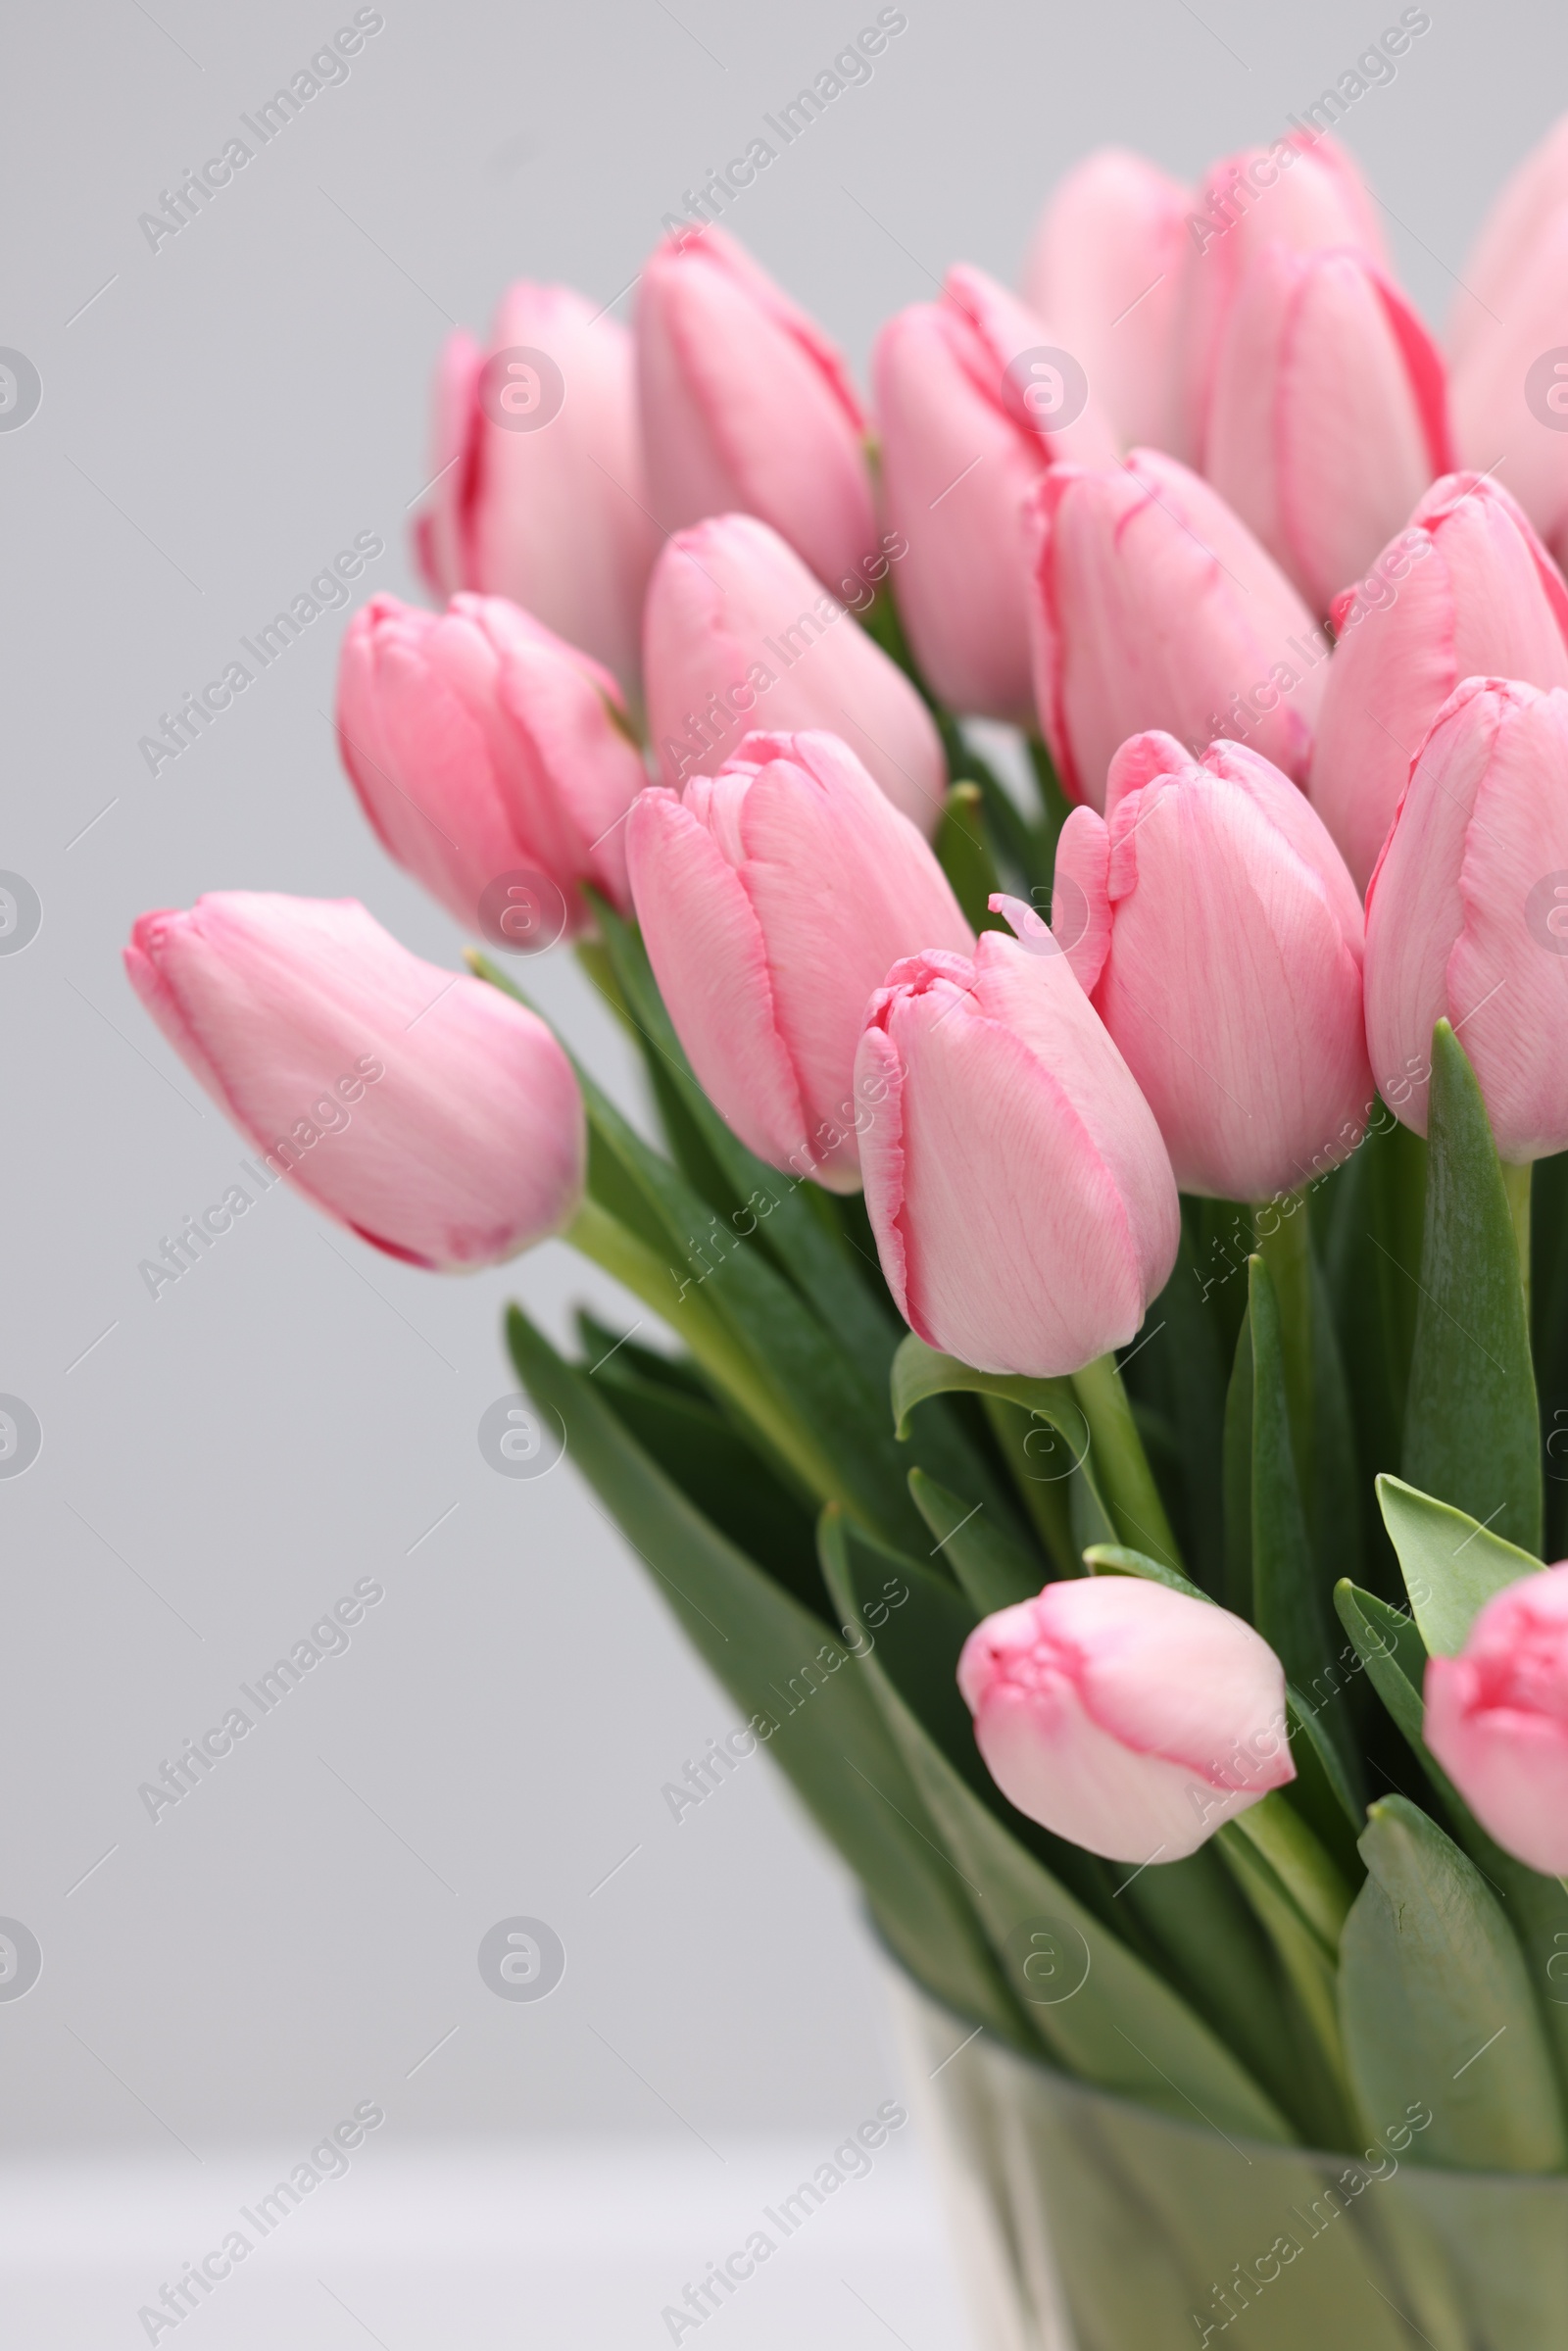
<box><xmin>0</xmin><ymin>2135</ymin><xmax>973</xmax><ymax>2349</ymax></box>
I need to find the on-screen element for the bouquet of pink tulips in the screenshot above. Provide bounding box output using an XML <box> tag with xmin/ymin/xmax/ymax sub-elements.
<box><xmin>128</xmin><ymin>111</ymin><xmax>1568</xmax><ymax>2349</ymax></box>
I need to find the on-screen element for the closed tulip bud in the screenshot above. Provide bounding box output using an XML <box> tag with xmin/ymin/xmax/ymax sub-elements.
<box><xmin>1206</xmin><ymin>243</ymin><xmax>1452</xmax><ymax>617</ymax></box>
<box><xmin>1310</xmin><ymin>474</ymin><xmax>1568</xmax><ymax>893</ymax></box>
<box><xmin>1028</xmin><ymin>451</ymin><xmax>1327</xmax><ymax>809</ymax></box>
<box><xmin>1448</xmin><ymin>110</ymin><xmax>1568</xmax><ymax>369</ymax></box>
<box><xmin>336</xmin><ymin>592</ymin><xmax>648</xmax><ymax>940</ymax></box>
<box><xmin>124</xmin><ymin>894</ymin><xmax>584</xmax><ymax>1270</ymax></box>
<box><xmin>872</xmin><ymin>265</ymin><xmax>1116</xmax><ymax>722</ymax></box>
<box><xmin>1053</xmin><ymin>732</ymin><xmax>1373</xmax><ymax>1200</ymax></box>
<box><xmin>1450</xmin><ymin>208</ymin><xmax>1568</xmax><ymax>571</ymax></box>
<box><xmin>627</xmin><ymin>730</ymin><xmax>971</xmax><ymax>1191</ymax></box>
<box><xmin>1175</xmin><ymin>132</ymin><xmax>1386</xmax><ymax>466</ymax></box>
<box><xmin>1425</xmin><ymin>1563</ymin><xmax>1568</xmax><ymax>1877</ymax></box>
<box><xmin>636</xmin><ymin>224</ymin><xmax>877</xmax><ymax>594</ymax></box>
<box><xmin>1020</xmin><ymin>147</ymin><xmax>1191</xmax><ymax>454</ymax></box>
<box><xmin>957</xmin><ymin>1579</ymin><xmax>1295</xmax><ymax>1864</ymax></box>
<box><xmin>643</xmin><ymin>513</ymin><xmax>946</xmax><ymax>835</ymax></box>
<box><xmin>411</xmin><ymin>284</ymin><xmax>654</xmax><ymax>691</ymax></box>
<box><xmin>1363</xmin><ymin>677</ymin><xmax>1568</xmax><ymax>1162</ymax></box>
<box><xmin>855</xmin><ymin>915</ymin><xmax>1178</xmax><ymax>1374</ymax></box>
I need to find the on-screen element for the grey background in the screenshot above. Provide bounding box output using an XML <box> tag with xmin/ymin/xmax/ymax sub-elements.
<box><xmin>2</xmin><ymin>0</ymin><xmax>1561</xmax><ymax>2165</ymax></box>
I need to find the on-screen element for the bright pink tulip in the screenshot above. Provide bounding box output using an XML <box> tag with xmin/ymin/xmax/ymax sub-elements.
<box><xmin>337</xmin><ymin>593</ymin><xmax>648</xmax><ymax>939</ymax></box>
<box><xmin>1450</xmin><ymin>207</ymin><xmax>1568</xmax><ymax>572</ymax></box>
<box><xmin>873</xmin><ymin>265</ymin><xmax>1116</xmax><ymax>723</ymax></box>
<box><xmin>627</xmin><ymin>730</ymin><xmax>971</xmax><ymax>1191</ymax></box>
<box><xmin>1027</xmin><ymin>450</ymin><xmax>1327</xmax><ymax>809</ymax></box>
<box><xmin>1425</xmin><ymin>1563</ymin><xmax>1568</xmax><ymax>1876</ymax></box>
<box><xmin>855</xmin><ymin>916</ymin><xmax>1178</xmax><ymax>1374</ymax></box>
<box><xmin>1053</xmin><ymin>732</ymin><xmax>1372</xmax><ymax>1200</ymax></box>
<box><xmin>1363</xmin><ymin>677</ymin><xmax>1568</xmax><ymax>1162</ymax></box>
<box><xmin>1020</xmin><ymin>147</ymin><xmax>1190</xmax><ymax>453</ymax></box>
<box><xmin>1448</xmin><ymin>110</ymin><xmax>1568</xmax><ymax>369</ymax></box>
<box><xmin>412</xmin><ymin>283</ymin><xmax>654</xmax><ymax>691</ymax></box>
<box><xmin>643</xmin><ymin>513</ymin><xmax>946</xmax><ymax>835</ymax></box>
<box><xmin>636</xmin><ymin>224</ymin><xmax>877</xmax><ymax>595</ymax></box>
<box><xmin>1206</xmin><ymin>243</ymin><xmax>1451</xmax><ymax>616</ymax></box>
<box><xmin>124</xmin><ymin>894</ymin><xmax>584</xmax><ymax>1270</ymax></box>
<box><xmin>957</xmin><ymin>1578</ymin><xmax>1295</xmax><ymax>1864</ymax></box>
<box><xmin>1308</xmin><ymin>473</ymin><xmax>1568</xmax><ymax>893</ymax></box>
<box><xmin>1175</xmin><ymin>133</ymin><xmax>1386</xmax><ymax>466</ymax></box>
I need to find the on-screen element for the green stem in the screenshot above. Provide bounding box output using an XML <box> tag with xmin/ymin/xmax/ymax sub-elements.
<box><xmin>1253</xmin><ymin>1191</ymin><xmax>1314</xmax><ymax>1518</ymax></box>
<box><xmin>564</xmin><ymin>1195</ymin><xmax>847</xmax><ymax>1510</ymax></box>
<box><xmin>1069</xmin><ymin>1351</ymin><xmax>1185</xmax><ymax>1575</ymax></box>
<box><xmin>1225</xmin><ymin>1789</ymin><xmax>1353</xmax><ymax>1952</ymax></box>
<box><xmin>1501</xmin><ymin>1158</ymin><xmax>1533</xmax><ymax>1307</ymax></box>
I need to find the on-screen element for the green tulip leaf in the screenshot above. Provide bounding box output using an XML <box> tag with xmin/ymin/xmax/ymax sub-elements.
<box><xmin>907</xmin><ymin>1467</ymin><xmax>1045</xmax><ymax>1614</ymax></box>
<box><xmin>1376</xmin><ymin>1474</ymin><xmax>1544</xmax><ymax>1657</ymax></box>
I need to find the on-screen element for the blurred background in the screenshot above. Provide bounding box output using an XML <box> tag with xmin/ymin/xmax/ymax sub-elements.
<box><xmin>3</xmin><ymin>0</ymin><xmax>1564</xmax><ymax>2339</ymax></box>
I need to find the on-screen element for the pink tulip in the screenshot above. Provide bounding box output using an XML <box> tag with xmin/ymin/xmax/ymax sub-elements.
<box><xmin>1363</xmin><ymin>677</ymin><xmax>1568</xmax><ymax>1162</ymax></box>
<box><xmin>957</xmin><ymin>1578</ymin><xmax>1295</xmax><ymax>1864</ymax></box>
<box><xmin>1206</xmin><ymin>243</ymin><xmax>1451</xmax><ymax>617</ymax></box>
<box><xmin>1450</xmin><ymin>207</ymin><xmax>1568</xmax><ymax>573</ymax></box>
<box><xmin>124</xmin><ymin>894</ymin><xmax>584</xmax><ymax>1270</ymax></box>
<box><xmin>412</xmin><ymin>283</ymin><xmax>654</xmax><ymax>692</ymax></box>
<box><xmin>855</xmin><ymin>915</ymin><xmax>1178</xmax><ymax>1374</ymax></box>
<box><xmin>636</xmin><ymin>224</ymin><xmax>877</xmax><ymax>595</ymax></box>
<box><xmin>1448</xmin><ymin>110</ymin><xmax>1568</xmax><ymax>369</ymax></box>
<box><xmin>1053</xmin><ymin>732</ymin><xmax>1372</xmax><ymax>1201</ymax></box>
<box><xmin>336</xmin><ymin>593</ymin><xmax>648</xmax><ymax>940</ymax></box>
<box><xmin>1308</xmin><ymin>473</ymin><xmax>1568</xmax><ymax>893</ymax></box>
<box><xmin>873</xmin><ymin>265</ymin><xmax>1116</xmax><ymax>722</ymax></box>
<box><xmin>1425</xmin><ymin>1563</ymin><xmax>1568</xmax><ymax>1876</ymax></box>
<box><xmin>643</xmin><ymin>513</ymin><xmax>946</xmax><ymax>835</ymax></box>
<box><xmin>1020</xmin><ymin>147</ymin><xmax>1190</xmax><ymax>453</ymax></box>
<box><xmin>1027</xmin><ymin>450</ymin><xmax>1327</xmax><ymax>810</ymax></box>
<box><xmin>1175</xmin><ymin>132</ymin><xmax>1386</xmax><ymax>466</ymax></box>
<box><xmin>627</xmin><ymin>730</ymin><xmax>971</xmax><ymax>1191</ymax></box>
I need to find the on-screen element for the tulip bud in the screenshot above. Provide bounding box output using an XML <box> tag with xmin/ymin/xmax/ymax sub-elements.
<box><xmin>1363</xmin><ymin>677</ymin><xmax>1568</xmax><ymax>1162</ymax></box>
<box><xmin>1175</xmin><ymin>132</ymin><xmax>1386</xmax><ymax>466</ymax></box>
<box><xmin>957</xmin><ymin>1578</ymin><xmax>1295</xmax><ymax>1864</ymax></box>
<box><xmin>1206</xmin><ymin>243</ymin><xmax>1451</xmax><ymax>617</ymax></box>
<box><xmin>1424</xmin><ymin>1563</ymin><xmax>1568</xmax><ymax>1877</ymax></box>
<box><xmin>1020</xmin><ymin>147</ymin><xmax>1190</xmax><ymax>453</ymax></box>
<box><xmin>872</xmin><ymin>265</ymin><xmax>1116</xmax><ymax>722</ymax></box>
<box><xmin>336</xmin><ymin>592</ymin><xmax>648</xmax><ymax>942</ymax></box>
<box><xmin>855</xmin><ymin>920</ymin><xmax>1178</xmax><ymax>1374</ymax></box>
<box><xmin>636</xmin><ymin>224</ymin><xmax>877</xmax><ymax>593</ymax></box>
<box><xmin>1053</xmin><ymin>731</ymin><xmax>1373</xmax><ymax>1200</ymax></box>
<box><xmin>643</xmin><ymin>513</ymin><xmax>947</xmax><ymax>835</ymax></box>
<box><xmin>1448</xmin><ymin>110</ymin><xmax>1568</xmax><ymax>369</ymax></box>
<box><xmin>1027</xmin><ymin>450</ymin><xmax>1327</xmax><ymax>809</ymax></box>
<box><xmin>125</xmin><ymin>894</ymin><xmax>584</xmax><ymax>1270</ymax></box>
<box><xmin>627</xmin><ymin>730</ymin><xmax>971</xmax><ymax>1192</ymax></box>
<box><xmin>1308</xmin><ymin>474</ymin><xmax>1568</xmax><ymax>894</ymax></box>
<box><xmin>1450</xmin><ymin>207</ymin><xmax>1568</xmax><ymax>572</ymax></box>
<box><xmin>411</xmin><ymin>283</ymin><xmax>654</xmax><ymax>691</ymax></box>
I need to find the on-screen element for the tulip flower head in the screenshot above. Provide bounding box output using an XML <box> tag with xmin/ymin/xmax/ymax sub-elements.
<box><xmin>957</xmin><ymin>1577</ymin><xmax>1295</xmax><ymax>1864</ymax></box>
<box><xmin>1425</xmin><ymin>1563</ymin><xmax>1568</xmax><ymax>1877</ymax></box>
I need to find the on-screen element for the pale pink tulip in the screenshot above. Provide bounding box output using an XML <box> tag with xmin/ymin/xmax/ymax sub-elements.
<box><xmin>855</xmin><ymin>917</ymin><xmax>1178</xmax><ymax>1374</ymax></box>
<box><xmin>873</xmin><ymin>265</ymin><xmax>1116</xmax><ymax>722</ymax></box>
<box><xmin>1206</xmin><ymin>243</ymin><xmax>1451</xmax><ymax>616</ymax></box>
<box><xmin>1450</xmin><ymin>208</ymin><xmax>1568</xmax><ymax>572</ymax></box>
<box><xmin>337</xmin><ymin>593</ymin><xmax>648</xmax><ymax>938</ymax></box>
<box><xmin>1053</xmin><ymin>732</ymin><xmax>1372</xmax><ymax>1200</ymax></box>
<box><xmin>1028</xmin><ymin>450</ymin><xmax>1327</xmax><ymax>809</ymax></box>
<box><xmin>627</xmin><ymin>730</ymin><xmax>971</xmax><ymax>1191</ymax></box>
<box><xmin>1308</xmin><ymin>473</ymin><xmax>1568</xmax><ymax>893</ymax></box>
<box><xmin>957</xmin><ymin>1578</ymin><xmax>1295</xmax><ymax>1864</ymax></box>
<box><xmin>412</xmin><ymin>283</ymin><xmax>654</xmax><ymax>691</ymax></box>
<box><xmin>1175</xmin><ymin>132</ymin><xmax>1386</xmax><ymax>466</ymax></box>
<box><xmin>1425</xmin><ymin>1562</ymin><xmax>1568</xmax><ymax>1876</ymax></box>
<box><xmin>125</xmin><ymin>894</ymin><xmax>584</xmax><ymax>1269</ymax></box>
<box><xmin>637</xmin><ymin>224</ymin><xmax>877</xmax><ymax>594</ymax></box>
<box><xmin>1448</xmin><ymin>110</ymin><xmax>1568</xmax><ymax>368</ymax></box>
<box><xmin>1363</xmin><ymin>677</ymin><xmax>1568</xmax><ymax>1161</ymax></box>
<box><xmin>1020</xmin><ymin>147</ymin><xmax>1190</xmax><ymax>452</ymax></box>
<box><xmin>643</xmin><ymin>513</ymin><xmax>946</xmax><ymax>835</ymax></box>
